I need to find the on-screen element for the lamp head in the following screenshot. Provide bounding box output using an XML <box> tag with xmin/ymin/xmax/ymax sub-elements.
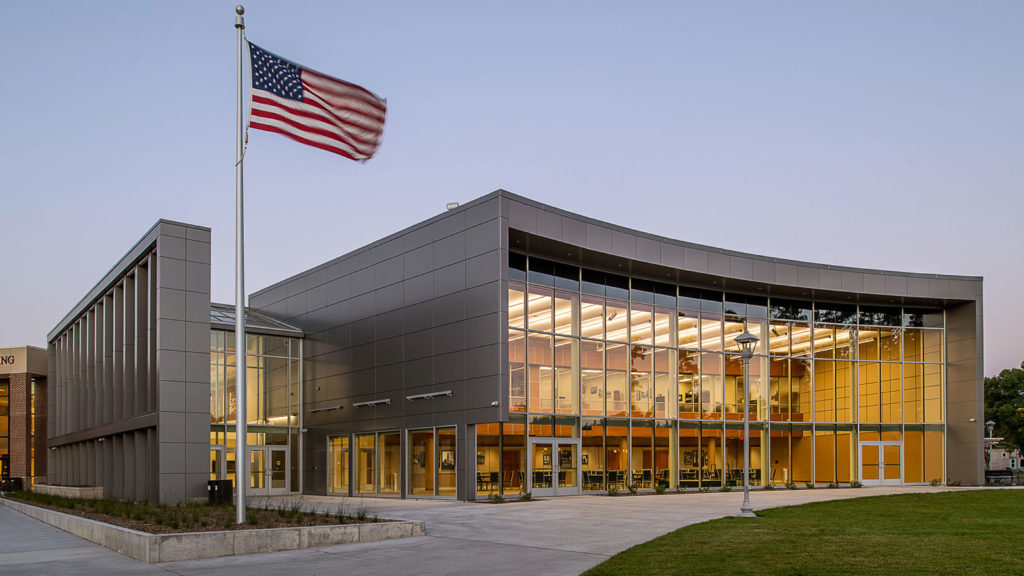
<box><xmin>734</xmin><ymin>330</ymin><xmax>759</xmax><ymax>358</ymax></box>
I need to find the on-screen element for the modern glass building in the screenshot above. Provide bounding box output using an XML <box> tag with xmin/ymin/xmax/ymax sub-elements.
<box><xmin>47</xmin><ymin>191</ymin><xmax>984</xmax><ymax>502</ymax></box>
<box><xmin>478</xmin><ymin>258</ymin><xmax>946</xmax><ymax>496</ymax></box>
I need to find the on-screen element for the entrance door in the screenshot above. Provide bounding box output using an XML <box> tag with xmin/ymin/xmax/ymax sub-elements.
<box><xmin>527</xmin><ymin>438</ymin><xmax>580</xmax><ymax>497</ymax></box>
<box><xmin>249</xmin><ymin>446</ymin><xmax>290</xmax><ymax>495</ymax></box>
<box><xmin>210</xmin><ymin>447</ymin><xmax>224</xmax><ymax>481</ymax></box>
<box><xmin>859</xmin><ymin>442</ymin><xmax>902</xmax><ymax>486</ymax></box>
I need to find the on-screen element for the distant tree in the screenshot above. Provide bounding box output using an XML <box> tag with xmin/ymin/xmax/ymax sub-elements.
<box><xmin>984</xmin><ymin>360</ymin><xmax>1024</xmax><ymax>453</ymax></box>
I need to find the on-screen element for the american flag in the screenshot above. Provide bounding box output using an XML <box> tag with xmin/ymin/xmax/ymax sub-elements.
<box><xmin>247</xmin><ymin>42</ymin><xmax>386</xmax><ymax>161</ymax></box>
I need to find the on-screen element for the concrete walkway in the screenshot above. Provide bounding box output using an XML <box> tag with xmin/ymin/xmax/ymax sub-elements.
<box><xmin>0</xmin><ymin>486</ymin><xmax>972</xmax><ymax>576</ymax></box>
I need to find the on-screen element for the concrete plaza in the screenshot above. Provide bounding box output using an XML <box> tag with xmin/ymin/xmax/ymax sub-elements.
<box><xmin>1</xmin><ymin>486</ymin><xmax>964</xmax><ymax>576</ymax></box>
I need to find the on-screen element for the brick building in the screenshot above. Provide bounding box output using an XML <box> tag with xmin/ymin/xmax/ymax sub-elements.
<box><xmin>0</xmin><ymin>345</ymin><xmax>47</xmax><ymax>487</ymax></box>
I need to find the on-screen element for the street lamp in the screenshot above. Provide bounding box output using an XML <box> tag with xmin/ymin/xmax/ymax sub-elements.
<box><xmin>985</xmin><ymin>420</ymin><xmax>996</xmax><ymax>471</ymax></box>
<box><xmin>734</xmin><ymin>329</ymin><xmax>759</xmax><ymax>518</ymax></box>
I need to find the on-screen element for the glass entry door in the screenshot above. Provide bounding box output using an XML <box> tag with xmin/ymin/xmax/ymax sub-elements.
<box><xmin>859</xmin><ymin>442</ymin><xmax>902</xmax><ymax>486</ymax></box>
<box><xmin>249</xmin><ymin>446</ymin><xmax>290</xmax><ymax>495</ymax></box>
<box><xmin>527</xmin><ymin>438</ymin><xmax>579</xmax><ymax>497</ymax></box>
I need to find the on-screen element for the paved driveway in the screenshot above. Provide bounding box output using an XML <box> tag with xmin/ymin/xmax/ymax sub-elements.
<box><xmin>1</xmin><ymin>486</ymin><xmax>963</xmax><ymax>576</ymax></box>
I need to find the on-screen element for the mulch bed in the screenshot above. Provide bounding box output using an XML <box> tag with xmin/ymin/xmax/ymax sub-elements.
<box><xmin>5</xmin><ymin>494</ymin><xmax>379</xmax><ymax>534</ymax></box>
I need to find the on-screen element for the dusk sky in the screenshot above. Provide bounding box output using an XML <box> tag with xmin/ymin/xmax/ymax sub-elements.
<box><xmin>2</xmin><ymin>1</ymin><xmax>1021</xmax><ymax>374</ymax></box>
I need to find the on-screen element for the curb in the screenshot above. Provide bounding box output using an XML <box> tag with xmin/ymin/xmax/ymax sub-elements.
<box><xmin>0</xmin><ymin>497</ymin><xmax>425</xmax><ymax>563</ymax></box>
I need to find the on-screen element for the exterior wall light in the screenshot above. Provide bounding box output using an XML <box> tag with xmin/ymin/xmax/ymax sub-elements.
<box><xmin>309</xmin><ymin>405</ymin><xmax>343</xmax><ymax>414</ymax></box>
<box><xmin>353</xmin><ymin>399</ymin><xmax>392</xmax><ymax>408</ymax></box>
<box><xmin>406</xmin><ymin>390</ymin><xmax>453</xmax><ymax>401</ymax></box>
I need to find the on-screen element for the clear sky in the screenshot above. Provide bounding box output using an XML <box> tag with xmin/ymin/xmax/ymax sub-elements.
<box><xmin>2</xmin><ymin>1</ymin><xmax>1021</xmax><ymax>375</ymax></box>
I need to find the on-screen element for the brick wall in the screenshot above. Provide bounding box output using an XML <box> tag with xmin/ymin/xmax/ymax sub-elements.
<box><xmin>9</xmin><ymin>373</ymin><xmax>30</xmax><ymax>479</ymax></box>
<box><xmin>5</xmin><ymin>373</ymin><xmax>47</xmax><ymax>483</ymax></box>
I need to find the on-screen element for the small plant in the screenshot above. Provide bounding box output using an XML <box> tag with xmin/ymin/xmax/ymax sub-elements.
<box><xmin>487</xmin><ymin>492</ymin><xmax>505</xmax><ymax>503</ymax></box>
<box><xmin>627</xmin><ymin>483</ymin><xmax>639</xmax><ymax>495</ymax></box>
<box><xmin>805</xmin><ymin>482</ymin><xmax>815</xmax><ymax>489</ymax></box>
<box><xmin>828</xmin><ymin>482</ymin><xmax>839</xmax><ymax>489</ymax></box>
<box><xmin>288</xmin><ymin>499</ymin><xmax>305</xmax><ymax>521</ymax></box>
<box><xmin>520</xmin><ymin>490</ymin><xmax>533</xmax><ymax>501</ymax></box>
<box><xmin>850</xmin><ymin>480</ymin><xmax>863</xmax><ymax>488</ymax></box>
<box><xmin>655</xmin><ymin>483</ymin><xmax>667</xmax><ymax>495</ymax></box>
<box><xmin>764</xmin><ymin>483</ymin><xmax>775</xmax><ymax>490</ymax></box>
<box><xmin>948</xmin><ymin>480</ymin><xmax>962</xmax><ymax>487</ymax></box>
<box><xmin>675</xmin><ymin>486</ymin><xmax>685</xmax><ymax>494</ymax></box>
<box><xmin>930</xmin><ymin>478</ymin><xmax>942</xmax><ymax>487</ymax></box>
<box><xmin>607</xmin><ymin>485</ymin><xmax>620</xmax><ymax>497</ymax></box>
<box><xmin>355</xmin><ymin>502</ymin><xmax>370</xmax><ymax>522</ymax></box>
<box><xmin>720</xmin><ymin>484</ymin><xmax>732</xmax><ymax>492</ymax></box>
<box><xmin>785</xmin><ymin>482</ymin><xmax>797</xmax><ymax>490</ymax></box>
<box><xmin>699</xmin><ymin>486</ymin><xmax>710</xmax><ymax>493</ymax></box>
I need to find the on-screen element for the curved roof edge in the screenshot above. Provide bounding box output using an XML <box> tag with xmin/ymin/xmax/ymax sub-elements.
<box><xmin>498</xmin><ymin>190</ymin><xmax>981</xmax><ymax>305</ymax></box>
<box><xmin>250</xmin><ymin>188</ymin><xmax>980</xmax><ymax>305</ymax></box>
<box><xmin>500</xmin><ymin>190</ymin><xmax>979</xmax><ymax>282</ymax></box>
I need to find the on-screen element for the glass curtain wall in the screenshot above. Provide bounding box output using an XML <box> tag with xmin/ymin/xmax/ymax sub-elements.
<box><xmin>496</xmin><ymin>254</ymin><xmax>947</xmax><ymax>495</ymax></box>
<box><xmin>209</xmin><ymin>330</ymin><xmax>301</xmax><ymax>491</ymax></box>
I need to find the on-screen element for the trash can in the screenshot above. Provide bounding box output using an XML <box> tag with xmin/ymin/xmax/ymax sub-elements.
<box><xmin>1</xmin><ymin>477</ymin><xmax>24</xmax><ymax>492</ymax></box>
<box><xmin>207</xmin><ymin>479</ymin><xmax>233</xmax><ymax>504</ymax></box>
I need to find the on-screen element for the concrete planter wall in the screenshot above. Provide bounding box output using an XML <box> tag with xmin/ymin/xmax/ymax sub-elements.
<box><xmin>1</xmin><ymin>498</ymin><xmax>424</xmax><ymax>563</ymax></box>
<box><xmin>34</xmin><ymin>484</ymin><xmax>104</xmax><ymax>499</ymax></box>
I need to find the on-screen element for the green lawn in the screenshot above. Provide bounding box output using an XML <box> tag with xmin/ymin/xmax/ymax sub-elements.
<box><xmin>584</xmin><ymin>490</ymin><xmax>1024</xmax><ymax>576</ymax></box>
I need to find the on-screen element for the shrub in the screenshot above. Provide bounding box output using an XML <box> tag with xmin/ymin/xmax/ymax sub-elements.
<box><xmin>764</xmin><ymin>483</ymin><xmax>775</xmax><ymax>490</ymax></box>
<box><xmin>785</xmin><ymin>482</ymin><xmax>797</xmax><ymax>490</ymax></box>
<box><xmin>627</xmin><ymin>483</ymin><xmax>639</xmax><ymax>495</ymax></box>
<box><xmin>721</xmin><ymin>484</ymin><xmax>732</xmax><ymax>492</ymax></box>
<box><xmin>655</xmin><ymin>484</ymin><xmax>667</xmax><ymax>495</ymax></box>
<box><xmin>520</xmin><ymin>490</ymin><xmax>533</xmax><ymax>501</ymax></box>
<box><xmin>850</xmin><ymin>481</ymin><xmax>863</xmax><ymax>488</ymax></box>
<box><xmin>949</xmin><ymin>480</ymin><xmax>962</xmax><ymax>486</ymax></box>
<box><xmin>805</xmin><ymin>482</ymin><xmax>815</xmax><ymax>489</ymax></box>
<box><xmin>930</xmin><ymin>478</ymin><xmax>942</xmax><ymax>487</ymax></box>
<box><xmin>607</xmin><ymin>485</ymin><xmax>620</xmax><ymax>497</ymax></box>
<box><xmin>828</xmin><ymin>482</ymin><xmax>839</xmax><ymax>489</ymax></box>
<box><xmin>487</xmin><ymin>492</ymin><xmax>504</xmax><ymax>503</ymax></box>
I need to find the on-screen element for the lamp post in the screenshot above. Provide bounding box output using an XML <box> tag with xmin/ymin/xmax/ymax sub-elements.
<box><xmin>734</xmin><ymin>329</ymin><xmax>759</xmax><ymax>518</ymax></box>
<box><xmin>985</xmin><ymin>420</ymin><xmax>996</xmax><ymax>471</ymax></box>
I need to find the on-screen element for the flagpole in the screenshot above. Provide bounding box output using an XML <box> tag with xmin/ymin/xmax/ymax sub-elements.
<box><xmin>234</xmin><ymin>4</ymin><xmax>248</xmax><ymax>525</ymax></box>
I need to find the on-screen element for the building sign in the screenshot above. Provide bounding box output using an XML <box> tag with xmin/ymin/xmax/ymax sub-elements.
<box><xmin>0</xmin><ymin>346</ymin><xmax>47</xmax><ymax>376</ymax></box>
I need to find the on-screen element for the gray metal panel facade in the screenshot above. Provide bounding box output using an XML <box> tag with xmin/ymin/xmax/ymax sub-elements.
<box><xmin>250</xmin><ymin>195</ymin><xmax>506</xmax><ymax>498</ymax></box>
<box><xmin>47</xmin><ymin>220</ymin><xmax>212</xmax><ymax>503</ymax></box>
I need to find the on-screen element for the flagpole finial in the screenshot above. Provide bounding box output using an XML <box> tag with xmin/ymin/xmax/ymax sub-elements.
<box><xmin>236</xmin><ymin>4</ymin><xmax>245</xmax><ymax>14</ymax></box>
<box><xmin>235</xmin><ymin>5</ymin><xmax>245</xmax><ymax>29</ymax></box>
